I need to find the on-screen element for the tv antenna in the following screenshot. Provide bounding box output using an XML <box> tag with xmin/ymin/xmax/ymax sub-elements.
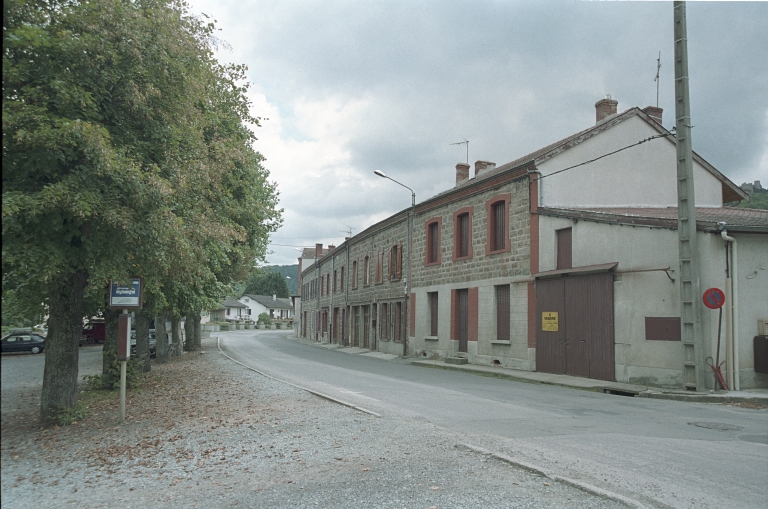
<box><xmin>450</xmin><ymin>140</ymin><xmax>469</xmax><ymax>164</ymax></box>
<box><xmin>340</xmin><ymin>226</ymin><xmax>354</xmax><ymax>237</ymax></box>
<box><xmin>654</xmin><ymin>51</ymin><xmax>661</xmax><ymax>107</ymax></box>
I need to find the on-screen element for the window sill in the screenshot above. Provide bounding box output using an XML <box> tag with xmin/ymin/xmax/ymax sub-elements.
<box><xmin>453</xmin><ymin>254</ymin><xmax>473</xmax><ymax>262</ymax></box>
<box><xmin>491</xmin><ymin>339</ymin><xmax>511</xmax><ymax>345</ymax></box>
<box><xmin>486</xmin><ymin>247</ymin><xmax>511</xmax><ymax>256</ymax></box>
<box><xmin>424</xmin><ymin>261</ymin><xmax>441</xmax><ymax>267</ymax></box>
<box><xmin>424</xmin><ymin>335</ymin><xmax>439</xmax><ymax>341</ymax></box>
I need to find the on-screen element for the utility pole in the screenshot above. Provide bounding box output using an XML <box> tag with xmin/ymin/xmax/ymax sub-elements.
<box><xmin>673</xmin><ymin>1</ymin><xmax>706</xmax><ymax>391</ymax></box>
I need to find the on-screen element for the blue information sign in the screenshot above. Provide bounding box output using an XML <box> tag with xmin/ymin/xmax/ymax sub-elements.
<box><xmin>109</xmin><ymin>278</ymin><xmax>143</xmax><ymax>309</ymax></box>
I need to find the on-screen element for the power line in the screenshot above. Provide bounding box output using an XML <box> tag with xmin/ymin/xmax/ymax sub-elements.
<box><xmin>532</xmin><ymin>132</ymin><xmax>671</xmax><ymax>182</ymax></box>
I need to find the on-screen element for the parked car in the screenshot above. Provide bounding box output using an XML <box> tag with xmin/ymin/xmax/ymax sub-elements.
<box><xmin>130</xmin><ymin>329</ymin><xmax>156</xmax><ymax>358</ymax></box>
<box><xmin>1</xmin><ymin>332</ymin><xmax>46</xmax><ymax>354</ymax></box>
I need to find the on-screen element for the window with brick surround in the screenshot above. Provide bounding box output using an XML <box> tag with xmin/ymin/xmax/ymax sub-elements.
<box><xmin>389</xmin><ymin>243</ymin><xmax>402</xmax><ymax>280</ymax></box>
<box><xmin>453</xmin><ymin>206</ymin><xmax>473</xmax><ymax>261</ymax></box>
<box><xmin>351</xmin><ymin>260</ymin><xmax>358</xmax><ymax>289</ymax></box>
<box><xmin>425</xmin><ymin>217</ymin><xmax>442</xmax><ymax>266</ymax></box>
<box><xmin>428</xmin><ymin>292</ymin><xmax>438</xmax><ymax>336</ymax></box>
<box><xmin>496</xmin><ymin>285</ymin><xmax>510</xmax><ymax>341</ymax></box>
<box><xmin>375</xmin><ymin>250</ymin><xmax>383</xmax><ymax>283</ymax></box>
<box><xmin>485</xmin><ymin>193</ymin><xmax>511</xmax><ymax>255</ymax></box>
<box><xmin>363</xmin><ymin>256</ymin><xmax>370</xmax><ymax>286</ymax></box>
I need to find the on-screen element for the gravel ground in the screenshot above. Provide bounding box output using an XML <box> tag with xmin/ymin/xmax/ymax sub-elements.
<box><xmin>1</xmin><ymin>336</ymin><xmax>628</xmax><ymax>509</ymax></box>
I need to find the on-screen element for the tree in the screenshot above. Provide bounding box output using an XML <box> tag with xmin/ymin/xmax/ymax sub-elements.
<box><xmin>3</xmin><ymin>0</ymin><xmax>281</xmax><ymax>421</ymax></box>
<box><xmin>244</xmin><ymin>270</ymin><xmax>291</xmax><ymax>298</ymax></box>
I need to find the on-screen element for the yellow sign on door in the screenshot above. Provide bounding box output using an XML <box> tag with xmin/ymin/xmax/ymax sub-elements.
<box><xmin>542</xmin><ymin>312</ymin><xmax>559</xmax><ymax>332</ymax></box>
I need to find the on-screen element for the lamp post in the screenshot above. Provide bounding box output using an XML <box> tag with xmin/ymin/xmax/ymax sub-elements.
<box><xmin>374</xmin><ymin>170</ymin><xmax>415</xmax><ymax>357</ymax></box>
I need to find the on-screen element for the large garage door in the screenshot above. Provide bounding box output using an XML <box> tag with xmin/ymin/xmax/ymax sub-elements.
<box><xmin>535</xmin><ymin>273</ymin><xmax>614</xmax><ymax>381</ymax></box>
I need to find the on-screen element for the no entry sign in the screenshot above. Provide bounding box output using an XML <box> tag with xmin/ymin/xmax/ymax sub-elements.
<box><xmin>702</xmin><ymin>288</ymin><xmax>726</xmax><ymax>309</ymax></box>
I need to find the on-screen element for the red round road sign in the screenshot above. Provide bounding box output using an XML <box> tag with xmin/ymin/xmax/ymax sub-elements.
<box><xmin>702</xmin><ymin>288</ymin><xmax>726</xmax><ymax>309</ymax></box>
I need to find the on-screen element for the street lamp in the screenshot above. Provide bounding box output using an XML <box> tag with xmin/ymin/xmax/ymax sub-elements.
<box><xmin>374</xmin><ymin>170</ymin><xmax>415</xmax><ymax>357</ymax></box>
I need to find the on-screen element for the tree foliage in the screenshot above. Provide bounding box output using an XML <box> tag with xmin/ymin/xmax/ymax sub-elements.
<box><xmin>2</xmin><ymin>0</ymin><xmax>281</xmax><ymax>421</ymax></box>
<box><xmin>243</xmin><ymin>270</ymin><xmax>290</xmax><ymax>299</ymax></box>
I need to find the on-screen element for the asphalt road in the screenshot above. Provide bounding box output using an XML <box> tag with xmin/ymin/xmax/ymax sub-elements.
<box><xmin>220</xmin><ymin>330</ymin><xmax>768</xmax><ymax>509</ymax></box>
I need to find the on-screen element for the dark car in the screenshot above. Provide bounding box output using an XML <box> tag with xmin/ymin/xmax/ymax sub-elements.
<box><xmin>1</xmin><ymin>333</ymin><xmax>46</xmax><ymax>354</ymax></box>
<box><xmin>130</xmin><ymin>329</ymin><xmax>156</xmax><ymax>358</ymax></box>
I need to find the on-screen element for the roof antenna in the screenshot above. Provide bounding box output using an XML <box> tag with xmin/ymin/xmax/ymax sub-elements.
<box><xmin>340</xmin><ymin>226</ymin><xmax>354</xmax><ymax>237</ymax></box>
<box><xmin>654</xmin><ymin>51</ymin><xmax>661</xmax><ymax>108</ymax></box>
<box><xmin>450</xmin><ymin>140</ymin><xmax>469</xmax><ymax>164</ymax></box>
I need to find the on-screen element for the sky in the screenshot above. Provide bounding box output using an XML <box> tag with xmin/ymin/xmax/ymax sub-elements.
<box><xmin>186</xmin><ymin>0</ymin><xmax>768</xmax><ymax>266</ymax></box>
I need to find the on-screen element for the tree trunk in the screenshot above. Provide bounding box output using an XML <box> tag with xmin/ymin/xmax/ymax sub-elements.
<box><xmin>155</xmin><ymin>314</ymin><xmax>169</xmax><ymax>364</ymax></box>
<box><xmin>193</xmin><ymin>313</ymin><xmax>201</xmax><ymax>350</ymax></box>
<box><xmin>135</xmin><ymin>308</ymin><xmax>151</xmax><ymax>372</ymax></box>
<box><xmin>183</xmin><ymin>312</ymin><xmax>196</xmax><ymax>352</ymax></box>
<box><xmin>102</xmin><ymin>308</ymin><xmax>120</xmax><ymax>387</ymax></box>
<box><xmin>171</xmin><ymin>316</ymin><xmax>181</xmax><ymax>358</ymax></box>
<box><xmin>41</xmin><ymin>270</ymin><xmax>87</xmax><ymax>423</ymax></box>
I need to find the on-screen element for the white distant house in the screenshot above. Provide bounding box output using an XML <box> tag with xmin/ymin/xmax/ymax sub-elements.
<box><xmin>210</xmin><ymin>298</ymin><xmax>248</xmax><ymax>322</ymax></box>
<box><xmin>238</xmin><ymin>294</ymin><xmax>294</xmax><ymax>322</ymax></box>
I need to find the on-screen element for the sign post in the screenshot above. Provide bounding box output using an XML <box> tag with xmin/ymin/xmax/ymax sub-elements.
<box><xmin>108</xmin><ymin>278</ymin><xmax>143</xmax><ymax>423</ymax></box>
<box><xmin>702</xmin><ymin>287</ymin><xmax>728</xmax><ymax>391</ymax></box>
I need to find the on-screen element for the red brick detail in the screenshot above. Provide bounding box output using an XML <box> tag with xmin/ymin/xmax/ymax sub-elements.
<box><xmin>450</xmin><ymin>289</ymin><xmax>457</xmax><ymax>341</ymax></box>
<box><xmin>468</xmin><ymin>287</ymin><xmax>478</xmax><ymax>342</ymax></box>
<box><xmin>452</xmin><ymin>206</ymin><xmax>474</xmax><ymax>262</ymax></box>
<box><xmin>424</xmin><ymin>216</ymin><xmax>442</xmax><ymax>267</ymax></box>
<box><xmin>409</xmin><ymin>293</ymin><xmax>416</xmax><ymax>337</ymax></box>
<box><xmin>485</xmin><ymin>193</ymin><xmax>512</xmax><ymax>256</ymax></box>
<box><xmin>527</xmin><ymin>282</ymin><xmax>536</xmax><ymax>348</ymax></box>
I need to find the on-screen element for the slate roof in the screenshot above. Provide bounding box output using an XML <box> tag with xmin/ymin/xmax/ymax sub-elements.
<box><xmin>442</xmin><ymin>107</ymin><xmax>747</xmax><ymax>203</ymax></box>
<box><xmin>241</xmin><ymin>294</ymin><xmax>294</xmax><ymax>310</ymax></box>
<box><xmin>221</xmin><ymin>298</ymin><xmax>247</xmax><ymax>309</ymax></box>
<box><xmin>537</xmin><ymin>206</ymin><xmax>768</xmax><ymax>233</ymax></box>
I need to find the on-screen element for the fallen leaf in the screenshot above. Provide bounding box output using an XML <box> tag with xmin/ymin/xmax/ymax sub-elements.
<box><xmin>361</xmin><ymin>468</ymin><xmax>370</xmax><ymax>472</ymax></box>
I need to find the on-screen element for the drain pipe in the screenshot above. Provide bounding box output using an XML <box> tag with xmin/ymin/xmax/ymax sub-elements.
<box><xmin>719</xmin><ymin>223</ymin><xmax>739</xmax><ymax>391</ymax></box>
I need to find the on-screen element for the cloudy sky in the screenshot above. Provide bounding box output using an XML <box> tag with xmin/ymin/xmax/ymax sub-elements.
<box><xmin>187</xmin><ymin>0</ymin><xmax>768</xmax><ymax>266</ymax></box>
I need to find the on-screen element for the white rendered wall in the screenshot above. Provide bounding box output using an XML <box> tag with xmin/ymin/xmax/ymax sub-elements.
<box><xmin>733</xmin><ymin>233</ymin><xmax>768</xmax><ymax>388</ymax></box>
<box><xmin>536</xmin><ymin>115</ymin><xmax>723</xmax><ymax>208</ymax></box>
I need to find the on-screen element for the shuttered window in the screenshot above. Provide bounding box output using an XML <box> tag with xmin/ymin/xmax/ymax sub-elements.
<box><xmin>496</xmin><ymin>285</ymin><xmax>510</xmax><ymax>341</ymax></box>
<box><xmin>429</xmin><ymin>223</ymin><xmax>439</xmax><ymax>263</ymax></box>
<box><xmin>458</xmin><ymin>213</ymin><xmax>469</xmax><ymax>257</ymax></box>
<box><xmin>363</xmin><ymin>256</ymin><xmax>369</xmax><ymax>285</ymax></box>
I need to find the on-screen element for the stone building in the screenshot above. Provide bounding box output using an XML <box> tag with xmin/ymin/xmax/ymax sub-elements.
<box><xmin>299</xmin><ymin>98</ymin><xmax>768</xmax><ymax>390</ymax></box>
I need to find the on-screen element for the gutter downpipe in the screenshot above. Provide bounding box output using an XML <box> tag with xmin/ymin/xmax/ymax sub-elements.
<box><xmin>330</xmin><ymin>252</ymin><xmax>335</xmax><ymax>344</ymax></box>
<box><xmin>720</xmin><ymin>226</ymin><xmax>739</xmax><ymax>390</ymax></box>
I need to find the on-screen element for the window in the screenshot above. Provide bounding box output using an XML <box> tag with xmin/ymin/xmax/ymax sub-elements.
<box><xmin>381</xmin><ymin>303</ymin><xmax>389</xmax><ymax>339</ymax></box>
<box><xmin>425</xmin><ymin>217</ymin><xmax>442</xmax><ymax>266</ymax></box>
<box><xmin>556</xmin><ymin>228</ymin><xmax>572</xmax><ymax>270</ymax></box>
<box><xmin>486</xmin><ymin>194</ymin><xmax>511</xmax><ymax>255</ymax></box>
<box><xmin>333</xmin><ymin>270</ymin><xmax>337</xmax><ymax>293</ymax></box>
<box><xmin>363</xmin><ymin>256</ymin><xmax>370</xmax><ymax>286</ymax></box>
<box><xmin>453</xmin><ymin>207</ymin><xmax>473</xmax><ymax>261</ymax></box>
<box><xmin>428</xmin><ymin>292</ymin><xmax>438</xmax><ymax>336</ymax></box>
<box><xmin>389</xmin><ymin>244</ymin><xmax>402</xmax><ymax>280</ymax></box>
<box><xmin>340</xmin><ymin>266</ymin><xmax>345</xmax><ymax>291</ymax></box>
<box><xmin>320</xmin><ymin>275</ymin><xmax>324</xmax><ymax>296</ymax></box>
<box><xmin>352</xmin><ymin>260</ymin><xmax>358</xmax><ymax>288</ymax></box>
<box><xmin>375</xmin><ymin>250</ymin><xmax>383</xmax><ymax>283</ymax></box>
<box><xmin>496</xmin><ymin>285</ymin><xmax>510</xmax><ymax>341</ymax></box>
<box><xmin>393</xmin><ymin>302</ymin><xmax>402</xmax><ymax>342</ymax></box>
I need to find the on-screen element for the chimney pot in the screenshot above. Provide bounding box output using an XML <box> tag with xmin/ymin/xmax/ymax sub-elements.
<box><xmin>315</xmin><ymin>243</ymin><xmax>323</xmax><ymax>257</ymax></box>
<box><xmin>455</xmin><ymin>163</ymin><xmax>470</xmax><ymax>185</ymax></box>
<box><xmin>642</xmin><ymin>105</ymin><xmax>663</xmax><ymax>126</ymax></box>
<box><xmin>595</xmin><ymin>96</ymin><xmax>618</xmax><ymax>124</ymax></box>
<box><xmin>328</xmin><ymin>245</ymin><xmax>335</xmax><ymax>251</ymax></box>
<box><xmin>474</xmin><ymin>160</ymin><xmax>496</xmax><ymax>177</ymax></box>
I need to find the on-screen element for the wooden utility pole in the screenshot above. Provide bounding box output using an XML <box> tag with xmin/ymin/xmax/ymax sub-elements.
<box><xmin>673</xmin><ymin>1</ymin><xmax>706</xmax><ymax>391</ymax></box>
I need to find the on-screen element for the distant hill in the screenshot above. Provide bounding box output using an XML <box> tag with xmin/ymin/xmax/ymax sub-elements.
<box><xmin>265</xmin><ymin>265</ymin><xmax>298</xmax><ymax>295</ymax></box>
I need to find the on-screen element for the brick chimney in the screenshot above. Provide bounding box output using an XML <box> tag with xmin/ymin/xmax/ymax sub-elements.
<box><xmin>595</xmin><ymin>96</ymin><xmax>618</xmax><ymax>124</ymax></box>
<box><xmin>474</xmin><ymin>160</ymin><xmax>496</xmax><ymax>177</ymax></box>
<box><xmin>455</xmin><ymin>163</ymin><xmax>470</xmax><ymax>185</ymax></box>
<box><xmin>642</xmin><ymin>105</ymin><xmax>663</xmax><ymax>126</ymax></box>
<box><xmin>315</xmin><ymin>243</ymin><xmax>323</xmax><ymax>258</ymax></box>
<box><xmin>328</xmin><ymin>244</ymin><xmax>335</xmax><ymax>251</ymax></box>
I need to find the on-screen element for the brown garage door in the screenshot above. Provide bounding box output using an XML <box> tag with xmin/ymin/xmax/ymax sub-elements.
<box><xmin>535</xmin><ymin>273</ymin><xmax>614</xmax><ymax>381</ymax></box>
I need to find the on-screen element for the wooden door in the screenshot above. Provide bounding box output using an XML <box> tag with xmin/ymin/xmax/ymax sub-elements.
<box><xmin>457</xmin><ymin>289</ymin><xmax>468</xmax><ymax>353</ymax></box>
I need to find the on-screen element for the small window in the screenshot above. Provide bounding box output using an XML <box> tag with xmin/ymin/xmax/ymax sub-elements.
<box><xmin>453</xmin><ymin>207</ymin><xmax>473</xmax><ymax>261</ymax></box>
<box><xmin>333</xmin><ymin>270</ymin><xmax>337</xmax><ymax>293</ymax></box>
<box><xmin>389</xmin><ymin>244</ymin><xmax>402</xmax><ymax>280</ymax></box>
<box><xmin>496</xmin><ymin>285</ymin><xmax>510</xmax><ymax>341</ymax></box>
<box><xmin>352</xmin><ymin>260</ymin><xmax>358</xmax><ymax>289</ymax></box>
<box><xmin>492</xmin><ymin>202</ymin><xmax>505</xmax><ymax>251</ymax></box>
<box><xmin>429</xmin><ymin>292</ymin><xmax>439</xmax><ymax>336</ymax></box>
<box><xmin>340</xmin><ymin>266</ymin><xmax>345</xmax><ymax>291</ymax></box>
<box><xmin>375</xmin><ymin>251</ymin><xmax>383</xmax><ymax>283</ymax></box>
<box><xmin>363</xmin><ymin>256</ymin><xmax>370</xmax><ymax>286</ymax></box>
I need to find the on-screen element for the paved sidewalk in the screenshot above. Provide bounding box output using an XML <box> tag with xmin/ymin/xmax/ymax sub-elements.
<box><xmin>289</xmin><ymin>334</ymin><xmax>768</xmax><ymax>405</ymax></box>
